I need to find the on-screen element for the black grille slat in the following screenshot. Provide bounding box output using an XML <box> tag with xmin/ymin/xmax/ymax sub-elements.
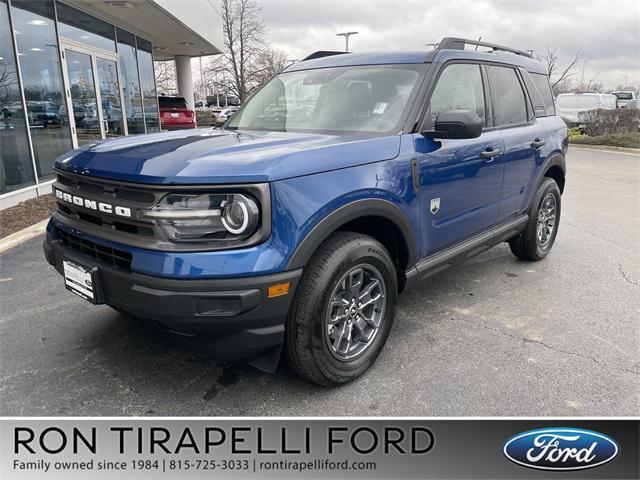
<box><xmin>78</xmin><ymin>182</ymin><xmax>104</xmax><ymax>195</ymax></box>
<box><xmin>115</xmin><ymin>189</ymin><xmax>156</xmax><ymax>203</ymax></box>
<box><xmin>56</xmin><ymin>174</ymin><xmax>159</xmax><ymax>208</ymax></box>
<box><xmin>54</xmin><ymin>226</ymin><xmax>132</xmax><ymax>271</ymax></box>
<box><xmin>57</xmin><ymin>176</ymin><xmax>75</xmax><ymax>187</ymax></box>
<box><xmin>77</xmin><ymin>212</ymin><xmax>103</xmax><ymax>225</ymax></box>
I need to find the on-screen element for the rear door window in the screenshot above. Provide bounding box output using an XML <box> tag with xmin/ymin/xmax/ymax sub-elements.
<box><xmin>487</xmin><ymin>66</ymin><xmax>528</xmax><ymax>126</ymax></box>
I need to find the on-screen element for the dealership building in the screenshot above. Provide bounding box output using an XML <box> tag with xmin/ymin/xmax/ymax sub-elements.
<box><xmin>0</xmin><ymin>0</ymin><xmax>221</xmax><ymax>209</ymax></box>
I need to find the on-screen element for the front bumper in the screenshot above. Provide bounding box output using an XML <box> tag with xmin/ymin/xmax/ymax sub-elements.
<box><xmin>43</xmin><ymin>232</ymin><xmax>301</xmax><ymax>362</ymax></box>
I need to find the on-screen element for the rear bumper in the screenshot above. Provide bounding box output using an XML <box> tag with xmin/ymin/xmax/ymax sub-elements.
<box><xmin>43</xmin><ymin>232</ymin><xmax>301</xmax><ymax>361</ymax></box>
<box><xmin>160</xmin><ymin>122</ymin><xmax>196</xmax><ymax>130</ymax></box>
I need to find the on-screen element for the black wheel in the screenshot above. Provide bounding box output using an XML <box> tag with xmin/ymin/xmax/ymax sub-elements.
<box><xmin>285</xmin><ymin>232</ymin><xmax>397</xmax><ymax>386</ymax></box>
<box><xmin>509</xmin><ymin>177</ymin><xmax>561</xmax><ymax>261</ymax></box>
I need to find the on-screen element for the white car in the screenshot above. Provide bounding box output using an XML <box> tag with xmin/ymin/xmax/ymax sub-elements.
<box><xmin>625</xmin><ymin>99</ymin><xmax>639</xmax><ymax>110</ymax></box>
<box><xmin>612</xmin><ymin>91</ymin><xmax>637</xmax><ymax>108</ymax></box>
<box><xmin>555</xmin><ymin>93</ymin><xmax>617</xmax><ymax>124</ymax></box>
<box><xmin>213</xmin><ymin>106</ymin><xmax>239</xmax><ymax>126</ymax></box>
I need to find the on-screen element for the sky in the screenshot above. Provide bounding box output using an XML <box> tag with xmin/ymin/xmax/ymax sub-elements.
<box><xmin>247</xmin><ymin>0</ymin><xmax>639</xmax><ymax>90</ymax></box>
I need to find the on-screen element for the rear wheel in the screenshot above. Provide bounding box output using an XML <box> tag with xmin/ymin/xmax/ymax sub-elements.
<box><xmin>509</xmin><ymin>177</ymin><xmax>561</xmax><ymax>261</ymax></box>
<box><xmin>285</xmin><ymin>232</ymin><xmax>397</xmax><ymax>386</ymax></box>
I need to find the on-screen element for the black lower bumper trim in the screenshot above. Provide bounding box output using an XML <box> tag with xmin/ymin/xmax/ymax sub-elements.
<box><xmin>44</xmin><ymin>234</ymin><xmax>301</xmax><ymax>361</ymax></box>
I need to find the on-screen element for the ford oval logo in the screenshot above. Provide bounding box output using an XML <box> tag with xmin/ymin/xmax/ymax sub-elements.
<box><xmin>503</xmin><ymin>428</ymin><xmax>619</xmax><ymax>471</ymax></box>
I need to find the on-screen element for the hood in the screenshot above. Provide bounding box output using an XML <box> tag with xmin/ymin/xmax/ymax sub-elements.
<box><xmin>54</xmin><ymin>129</ymin><xmax>401</xmax><ymax>185</ymax></box>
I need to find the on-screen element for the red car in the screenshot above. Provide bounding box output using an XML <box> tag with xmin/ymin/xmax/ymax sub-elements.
<box><xmin>159</xmin><ymin>96</ymin><xmax>195</xmax><ymax>130</ymax></box>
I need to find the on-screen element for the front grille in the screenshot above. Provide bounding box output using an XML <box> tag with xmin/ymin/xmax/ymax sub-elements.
<box><xmin>52</xmin><ymin>170</ymin><xmax>271</xmax><ymax>252</ymax></box>
<box><xmin>54</xmin><ymin>173</ymin><xmax>160</xmax><ymax>242</ymax></box>
<box><xmin>54</xmin><ymin>226</ymin><xmax>132</xmax><ymax>271</ymax></box>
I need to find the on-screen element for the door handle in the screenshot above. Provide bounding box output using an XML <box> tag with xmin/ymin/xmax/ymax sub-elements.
<box><xmin>479</xmin><ymin>147</ymin><xmax>501</xmax><ymax>161</ymax></box>
<box><xmin>103</xmin><ymin>119</ymin><xmax>109</xmax><ymax>134</ymax></box>
<box><xmin>530</xmin><ymin>138</ymin><xmax>546</xmax><ymax>149</ymax></box>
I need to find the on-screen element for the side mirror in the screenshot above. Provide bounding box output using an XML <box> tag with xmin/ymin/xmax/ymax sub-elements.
<box><xmin>422</xmin><ymin>109</ymin><xmax>483</xmax><ymax>139</ymax></box>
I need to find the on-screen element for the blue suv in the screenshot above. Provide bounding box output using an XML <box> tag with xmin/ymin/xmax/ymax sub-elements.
<box><xmin>44</xmin><ymin>38</ymin><xmax>567</xmax><ymax>386</ymax></box>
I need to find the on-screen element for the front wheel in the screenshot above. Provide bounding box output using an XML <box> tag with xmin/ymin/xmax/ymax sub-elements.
<box><xmin>509</xmin><ymin>177</ymin><xmax>561</xmax><ymax>261</ymax></box>
<box><xmin>285</xmin><ymin>232</ymin><xmax>397</xmax><ymax>386</ymax></box>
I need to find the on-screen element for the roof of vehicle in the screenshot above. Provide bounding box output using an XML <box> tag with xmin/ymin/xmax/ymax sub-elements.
<box><xmin>285</xmin><ymin>37</ymin><xmax>547</xmax><ymax>74</ymax></box>
<box><xmin>158</xmin><ymin>96</ymin><xmax>188</xmax><ymax>106</ymax></box>
<box><xmin>556</xmin><ymin>92</ymin><xmax>617</xmax><ymax>97</ymax></box>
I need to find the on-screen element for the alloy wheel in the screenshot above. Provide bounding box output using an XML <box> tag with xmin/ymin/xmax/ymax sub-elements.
<box><xmin>537</xmin><ymin>193</ymin><xmax>557</xmax><ymax>248</ymax></box>
<box><xmin>325</xmin><ymin>264</ymin><xmax>386</xmax><ymax>361</ymax></box>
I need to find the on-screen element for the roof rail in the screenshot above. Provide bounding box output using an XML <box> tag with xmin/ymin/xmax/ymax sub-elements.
<box><xmin>436</xmin><ymin>37</ymin><xmax>533</xmax><ymax>59</ymax></box>
<box><xmin>301</xmin><ymin>51</ymin><xmax>348</xmax><ymax>61</ymax></box>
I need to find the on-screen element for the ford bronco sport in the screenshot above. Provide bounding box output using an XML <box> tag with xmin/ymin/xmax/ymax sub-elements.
<box><xmin>44</xmin><ymin>37</ymin><xmax>567</xmax><ymax>386</ymax></box>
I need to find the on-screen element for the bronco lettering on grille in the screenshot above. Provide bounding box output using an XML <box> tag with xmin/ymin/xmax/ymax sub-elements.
<box><xmin>54</xmin><ymin>187</ymin><xmax>132</xmax><ymax>218</ymax></box>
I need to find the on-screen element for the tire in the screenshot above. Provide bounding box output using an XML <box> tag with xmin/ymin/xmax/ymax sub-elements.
<box><xmin>509</xmin><ymin>177</ymin><xmax>561</xmax><ymax>261</ymax></box>
<box><xmin>285</xmin><ymin>232</ymin><xmax>397</xmax><ymax>386</ymax></box>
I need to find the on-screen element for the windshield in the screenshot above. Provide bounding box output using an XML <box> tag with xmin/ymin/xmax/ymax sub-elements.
<box><xmin>159</xmin><ymin>97</ymin><xmax>187</xmax><ymax>108</ymax></box>
<box><xmin>227</xmin><ymin>65</ymin><xmax>424</xmax><ymax>134</ymax></box>
<box><xmin>613</xmin><ymin>92</ymin><xmax>633</xmax><ymax>100</ymax></box>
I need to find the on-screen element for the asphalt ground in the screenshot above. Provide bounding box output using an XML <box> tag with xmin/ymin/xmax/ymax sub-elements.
<box><xmin>1</xmin><ymin>147</ymin><xmax>638</xmax><ymax>416</ymax></box>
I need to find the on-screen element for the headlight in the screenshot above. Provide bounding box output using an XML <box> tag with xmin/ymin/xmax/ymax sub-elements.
<box><xmin>142</xmin><ymin>193</ymin><xmax>260</xmax><ymax>243</ymax></box>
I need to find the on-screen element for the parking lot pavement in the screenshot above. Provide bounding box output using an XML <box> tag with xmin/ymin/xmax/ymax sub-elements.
<box><xmin>1</xmin><ymin>147</ymin><xmax>638</xmax><ymax>417</ymax></box>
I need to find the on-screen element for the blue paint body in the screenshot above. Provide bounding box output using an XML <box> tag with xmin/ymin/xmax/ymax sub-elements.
<box><xmin>50</xmin><ymin>48</ymin><xmax>566</xmax><ymax>280</ymax></box>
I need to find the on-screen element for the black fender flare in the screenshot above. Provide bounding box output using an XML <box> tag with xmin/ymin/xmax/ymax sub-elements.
<box><xmin>537</xmin><ymin>152</ymin><xmax>566</xmax><ymax>192</ymax></box>
<box><xmin>286</xmin><ymin>199</ymin><xmax>418</xmax><ymax>270</ymax></box>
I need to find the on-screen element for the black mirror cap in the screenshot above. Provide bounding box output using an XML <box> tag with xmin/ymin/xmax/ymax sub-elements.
<box><xmin>422</xmin><ymin>109</ymin><xmax>483</xmax><ymax>139</ymax></box>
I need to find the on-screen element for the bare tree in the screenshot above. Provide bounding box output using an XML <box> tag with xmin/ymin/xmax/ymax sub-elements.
<box><xmin>0</xmin><ymin>61</ymin><xmax>17</xmax><ymax>92</ymax></box>
<box><xmin>544</xmin><ymin>47</ymin><xmax>580</xmax><ymax>90</ymax></box>
<box><xmin>154</xmin><ymin>60</ymin><xmax>177</xmax><ymax>95</ymax></box>
<box><xmin>251</xmin><ymin>49</ymin><xmax>289</xmax><ymax>89</ymax></box>
<box><xmin>220</xmin><ymin>0</ymin><xmax>265</xmax><ymax>102</ymax></box>
<box><xmin>585</xmin><ymin>71</ymin><xmax>603</xmax><ymax>92</ymax></box>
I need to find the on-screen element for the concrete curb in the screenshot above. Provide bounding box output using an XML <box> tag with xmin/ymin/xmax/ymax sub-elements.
<box><xmin>0</xmin><ymin>219</ymin><xmax>49</xmax><ymax>254</ymax></box>
<box><xmin>569</xmin><ymin>144</ymin><xmax>640</xmax><ymax>155</ymax></box>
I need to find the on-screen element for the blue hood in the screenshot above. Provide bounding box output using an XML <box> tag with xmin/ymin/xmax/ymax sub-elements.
<box><xmin>54</xmin><ymin>129</ymin><xmax>401</xmax><ymax>184</ymax></box>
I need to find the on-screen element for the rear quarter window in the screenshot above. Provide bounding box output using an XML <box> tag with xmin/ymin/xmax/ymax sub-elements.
<box><xmin>521</xmin><ymin>70</ymin><xmax>555</xmax><ymax>117</ymax></box>
<box><xmin>529</xmin><ymin>72</ymin><xmax>556</xmax><ymax>116</ymax></box>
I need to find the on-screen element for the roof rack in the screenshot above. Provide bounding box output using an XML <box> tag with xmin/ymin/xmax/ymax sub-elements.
<box><xmin>436</xmin><ymin>37</ymin><xmax>533</xmax><ymax>59</ymax></box>
<box><xmin>301</xmin><ymin>51</ymin><xmax>348</xmax><ymax>61</ymax></box>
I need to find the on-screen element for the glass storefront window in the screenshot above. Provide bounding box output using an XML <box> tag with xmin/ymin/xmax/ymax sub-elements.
<box><xmin>57</xmin><ymin>2</ymin><xmax>116</xmax><ymax>53</ymax></box>
<box><xmin>10</xmin><ymin>0</ymin><xmax>72</xmax><ymax>180</ymax></box>
<box><xmin>64</xmin><ymin>49</ymin><xmax>101</xmax><ymax>146</ymax></box>
<box><xmin>95</xmin><ymin>57</ymin><xmax>125</xmax><ymax>138</ymax></box>
<box><xmin>136</xmin><ymin>37</ymin><xmax>159</xmax><ymax>133</ymax></box>
<box><xmin>1</xmin><ymin>0</ymin><xmax>161</xmax><ymax>200</ymax></box>
<box><xmin>0</xmin><ymin>0</ymin><xmax>35</xmax><ymax>194</ymax></box>
<box><xmin>116</xmin><ymin>28</ymin><xmax>144</xmax><ymax>134</ymax></box>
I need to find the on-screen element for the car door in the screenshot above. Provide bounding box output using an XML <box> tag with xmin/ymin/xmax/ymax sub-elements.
<box><xmin>414</xmin><ymin>62</ymin><xmax>504</xmax><ymax>257</ymax></box>
<box><xmin>485</xmin><ymin>65</ymin><xmax>546</xmax><ymax>221</ymax></box>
